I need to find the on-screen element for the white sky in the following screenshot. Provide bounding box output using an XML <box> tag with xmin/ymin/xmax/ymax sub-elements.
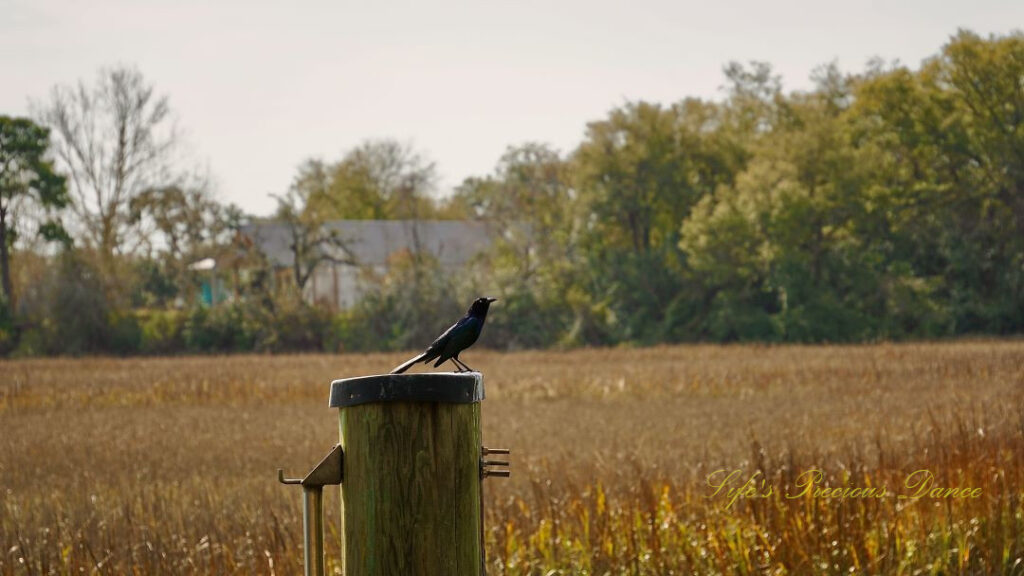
<box><xmin>2</xmin><ymin>0</ymin><xmax>1021</xmax><ymax>216</ymax></box>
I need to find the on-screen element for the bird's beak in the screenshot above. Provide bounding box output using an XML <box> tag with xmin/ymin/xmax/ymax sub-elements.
<box><xmin>486</xmin><ymin>297</ymin><xmax>498</xmax><ymax>303</ymax></box>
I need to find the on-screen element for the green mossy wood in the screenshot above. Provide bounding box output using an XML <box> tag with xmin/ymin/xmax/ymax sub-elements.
<box><xmin>332</xmin><ymin>373</ymin><xmax>483</xmax><ymax>576</ymax></box>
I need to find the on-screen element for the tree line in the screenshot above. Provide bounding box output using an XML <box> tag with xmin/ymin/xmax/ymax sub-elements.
<box><xmin>1</xmin><ymin>29</ymin><xmax>1021</xmax><ymax>356</ymax></box>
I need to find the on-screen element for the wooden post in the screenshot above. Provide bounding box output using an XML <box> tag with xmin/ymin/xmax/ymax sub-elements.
<box><xmin>329</xmin><ymin>373</ymin><xmax>485</xmax><ymax>576</ymax></box>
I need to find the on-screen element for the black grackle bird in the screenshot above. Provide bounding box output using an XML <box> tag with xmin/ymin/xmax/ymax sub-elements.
<box><xmin>390</xmin><ymin>297</ymin><xmax>497</xmax><ymax>374</ymax></box>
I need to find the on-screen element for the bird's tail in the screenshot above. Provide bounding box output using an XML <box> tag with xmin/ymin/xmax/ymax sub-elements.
<box><xmin>390</xmin><ymin>353</ymin><xmax>427</xmax><ymax>374</ymax></box>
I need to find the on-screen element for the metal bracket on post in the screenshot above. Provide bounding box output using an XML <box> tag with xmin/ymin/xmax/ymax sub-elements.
<box><xmin>480</xmin><ymin>446</ymin><xmax>511</xmax><ymax>478</ymax></box>
<box><xmin>278</xmin><ymin>444</ymin><xmax>344</xmax><ymax>576</ymax></box>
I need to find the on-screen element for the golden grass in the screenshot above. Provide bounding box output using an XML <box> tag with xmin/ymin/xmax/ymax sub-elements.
<box><xmin>1</xmin><ymin>341</ymin><xmax>1022</xmax><ymax>574</ymax></box>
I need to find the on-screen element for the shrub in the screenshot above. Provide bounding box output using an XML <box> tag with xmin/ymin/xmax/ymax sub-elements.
<box><xmin>183</xmin><ymin>304</ymin><xmax>254</xmax><ymax>352</ymax></box>
<box><xmin>108</xmin><ymin>311</ymin><xmax>142</xmax><ymax>355</ymax></box>
<box><xmin>16</xmin><ymin>252</ymin><xmax>113</xmax><ymax>355</ymax></box>
<box><xmin>139</xmin><ymin>310</ymin><xmax>185</xmax><ymax>354</ymax></box>
<box><xmin>480</xmin><ymin>289</ymin><xmax>566</xmax><ymax>350</ymax></box>
<box><xmin>264</xmin><ymin>298</ymin><xmax>331</xmax><ymax>352</ymax></box>
<box><xmin>0</xmin><ymin>299</ymin><xmax>16</xmax><ymax>356</ymax></box>
<box><xmin>705</xmin><ymin>290</ymin><xmax>781</xmax><ymax>342</ymax></box>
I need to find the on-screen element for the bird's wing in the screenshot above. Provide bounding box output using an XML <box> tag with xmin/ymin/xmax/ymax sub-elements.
<box><xmin>433</xmin><ymin>316</ymin><xmax>483</xmax><ymax>367</ymax></box>
<box><xmin>442</xmin><ymin>316</ymin><xmax>482</xmax><ymax>355</ymax></box>
<box><xmin>421</xmin><ymin>315</ymin><xmax>472</xmax><ymax>361</ymax></box>
<box><xmin>391</xmin><ymin>314</ymin><xmax>481</xmax><ymax>374</ymax></box>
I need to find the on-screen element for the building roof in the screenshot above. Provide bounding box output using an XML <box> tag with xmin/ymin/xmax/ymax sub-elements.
<box><xmin>240</xmin><ymin>219</ymin><xmax>492</xmax><ymax>268</ymax></box>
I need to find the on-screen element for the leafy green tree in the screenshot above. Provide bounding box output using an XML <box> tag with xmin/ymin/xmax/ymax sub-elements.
<box><xmin>14</xmin><ymin>251</ymin><xmax>110</xmax><ymax>355</ymax></box>
<box><xmin>922</xmin><ymin>30</ymin><xmax>1024</xmax><ymax>333</ymax></box>
<box><xmin>721</xmin><ymin>61</ymin><xmax>785</xmax><ymax>136</ymax></box>
<box><xmin>576</xmin><ymin>101</ymin><xmax>692</xmax><ymax>255</ymax></box>
<box><xmin>451</xmin><ymin>143</ymin><xmax>579</xmax><ymax>348</ymax></box>
<box><xmin>682</xmin><ymin>66</ymin><xmax>908</xmax><ymax>341</ymax></box>
<box><xmin>0</xmin><ymin>116</ymin><xmax>69</xmax><ymax>315</ymax></box>
<box><xmin>302</xmin><ymin>139</ymin><xmax>438</xmax><ymax>221</ymax></box>
<box><xmin>455</xmin><ymin>144</ymin><xmax>574</xmax><ymax>277</ymax></box>
<box><xmin>851</xmin><ymin>29</ymin><xmax>1024</xmax><ymax>334</ymax></box>
<box><xmin>572</xmin><ymin>99</ymin><xmax>742</xmax><ymax>343</ymax></box>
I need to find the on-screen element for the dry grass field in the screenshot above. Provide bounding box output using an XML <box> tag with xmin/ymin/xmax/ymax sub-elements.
<box><xmin>1</xmin><ymin>341</ymin><xmax>1022</xmax><ymax>575</ymax></box>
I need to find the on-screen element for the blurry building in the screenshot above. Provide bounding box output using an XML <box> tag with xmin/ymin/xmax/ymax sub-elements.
<box><xmin>239</xmin><ymin>220</ymin><xmax>491</xmax><ymax>308</ymax></box>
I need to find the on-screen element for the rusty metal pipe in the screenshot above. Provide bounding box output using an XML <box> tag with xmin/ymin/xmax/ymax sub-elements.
<box><xmin>278</xmin><ymin>445</ymin><xmax>343</xmax><ymax>576</ymax></box>
<box><xmin>302</xmin><ymin>487</ymin><xmax>325</xmax><ymax>576</ymax></box>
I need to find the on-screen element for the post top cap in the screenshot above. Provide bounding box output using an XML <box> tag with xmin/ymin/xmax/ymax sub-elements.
<box><xmin>329</xmin><ymin>372</ymin><xmax>484</xmax><ymax>408</ymax></box>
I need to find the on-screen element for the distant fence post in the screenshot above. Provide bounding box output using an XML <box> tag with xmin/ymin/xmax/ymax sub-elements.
<box><xmin>330</xmin><ymin>372</ymin><xmax>499</xmax><ymax>575</ymax></box>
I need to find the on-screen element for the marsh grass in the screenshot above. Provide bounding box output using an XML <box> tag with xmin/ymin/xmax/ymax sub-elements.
<box><xmin>1</xmin><ymin>342</ymin><xmax>1022</xmax><ymax>574</ymax></box>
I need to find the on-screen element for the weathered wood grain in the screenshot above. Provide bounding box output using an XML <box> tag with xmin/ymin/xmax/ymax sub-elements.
<box><xmin>339</xmin><ymin>398</ymin><xmax>482</xmax><ymax>575</ymax></box>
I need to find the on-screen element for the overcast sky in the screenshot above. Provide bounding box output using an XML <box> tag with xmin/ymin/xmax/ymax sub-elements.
<box><xmin>2</xmin><ymin>0</ymin><xmax>1021</xmax><ymax>216</ymax></box>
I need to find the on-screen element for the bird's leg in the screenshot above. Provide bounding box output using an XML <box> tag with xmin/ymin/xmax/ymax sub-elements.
<box><xmin>452</xmin><ymin>355</ymin><xmax>471</xmax><ymax>372</ymax></box>
<box><xmin>455</xmin><ymin>357</ymin><xmax>474</xmax><ymax>373</ymax></box>
<box><xmin>448</xmin><ymin>359</ymin><xmax>465</xmax><ymax>373</ymax></box>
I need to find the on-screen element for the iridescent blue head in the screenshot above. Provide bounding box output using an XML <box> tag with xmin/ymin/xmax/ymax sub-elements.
<box><xmin>468</xmin><ymin>297</ymin><xmax>497</xmax><ymax>316</ymax></box>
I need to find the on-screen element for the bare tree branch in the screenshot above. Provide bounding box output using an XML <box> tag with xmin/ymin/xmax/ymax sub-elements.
<box><xmin>36</xmin><ymin>66</ymin><xmax>180</xmax><ymax>261</ymax></box>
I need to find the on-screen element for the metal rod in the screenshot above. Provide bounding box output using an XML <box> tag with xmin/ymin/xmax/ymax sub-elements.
<box><xmin>302</xmin><ymin>486</ymin><xmax>325</xmax><ymax>576</ymax></box>
<box><xmin>278</xmin><ymin>445</ymin><xmax>342</xmax><ymax>576</ymax></box>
